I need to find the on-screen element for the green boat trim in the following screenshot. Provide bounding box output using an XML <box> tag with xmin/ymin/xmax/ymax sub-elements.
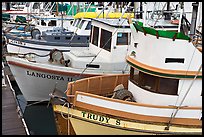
<box><xmin>126</xmin><ymin>56</ymin><xmax>202</xmax><ymax>79</ymax></box>
<box><xmin>132</xmin><ymin>21</ymin><xmax>191</xmax><ymax>41</ymax></box>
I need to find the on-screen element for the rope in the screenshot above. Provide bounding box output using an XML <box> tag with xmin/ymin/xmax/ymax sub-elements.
<box><xmin>164</xmin><ymin>63</ymin><xmax>202</xmax><ymax>130</ymax></box>
<box><xmin>3</xmin><ymin>52</ymin><xmax>50</xmax><ymax>58</ymax></box>
<box><xmin>164</xmin><ymin>37</ymin><xmax>201</xmax><ymax>130</ymax></box>
<box><xmin>66</xmin><ymin>2</ymin><xmax>93</xmax><ymax>47</ymax></box>
<box><xmin>64</xmin><ymin>4</ymin><xmax>133</xmax><ymax>96</ymax></box>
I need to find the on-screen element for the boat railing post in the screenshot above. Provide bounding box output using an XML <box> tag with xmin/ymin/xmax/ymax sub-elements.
<box><xmin>2</xmin><ymin>62</ymin><xmax>6</xmax><ymax>87</ymax></box>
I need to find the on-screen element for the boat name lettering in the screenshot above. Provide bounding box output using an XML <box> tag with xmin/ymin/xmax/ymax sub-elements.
<box><xmin>11</xmin><ymin>40</ymin><xmax>24</xmax><ymax>45</ymax></box>
<box><xmin>26</xmin><ymin>70</ymin><xmax>68</xmax><ymax>81</ymax></box>
<box><xmin>81</xmin><ymin>111</ymin><xmax>120</xmax><ymax>125</ymax></box>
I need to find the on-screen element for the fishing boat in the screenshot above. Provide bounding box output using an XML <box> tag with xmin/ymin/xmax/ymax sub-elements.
<box><xmin>5</xmin><ymin>18</ymin><xmax>132</xmax><ymax>102</ymax></box>
<box><xmin>3</xmin><ymin>2</ymin><xmax>106</xmax><ymax>56</ymax></box>
<box><xmin>2</xmin><ymin>2</ymin><xmax>45</xmax><ymax>22</ymax></box>
<box><xmin>50</xmin><ymin>13</ymin><xmax>202</xmax><ymax>135</ymax></box>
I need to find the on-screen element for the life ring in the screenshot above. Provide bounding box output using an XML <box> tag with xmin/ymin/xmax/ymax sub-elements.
<box><xmin>171</xmin><ymin>19</ymin><xmax>179</xmax><ymax>25</ymax></box>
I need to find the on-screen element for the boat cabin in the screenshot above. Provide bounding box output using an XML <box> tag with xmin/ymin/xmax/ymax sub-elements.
<box><xmin>38</xmin><ymin>27</ymin><xmax>89</xmax><ymax>44</ymax></box>
<box><xmin>69</xmin><ymin>18</ymin><xmax>92</xmax><ymax>36</ymax></box>
<box><xmin>63</xmin><ymin>18</ymin><xmax>131</xmax><ymax>71</ymax></box>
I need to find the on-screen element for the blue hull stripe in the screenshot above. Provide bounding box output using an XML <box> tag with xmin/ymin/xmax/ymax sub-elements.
<box><xmin>6</xmin><ymin>35</ymin><xmax>89</xmax><ymax>47</ymax></box>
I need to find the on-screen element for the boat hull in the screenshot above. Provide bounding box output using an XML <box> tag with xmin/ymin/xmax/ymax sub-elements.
<box><xmin>8</xmin><ymin>63</ymin><xmax>78</xmax><ymax>102</ymax></box>
<box><xmin>6</xmin><ymin>56</ymin><xmax>128</xmax><ymax>102</ymax></box>
<box><xmin>6</xmin><ymin>34</ymin><xmax>88</xmax><ymax>55</ymax></box>
<box><xmin>53</xmin><ymin>105</ymin><xmax>201</xmax><ymax>135</ymax></box>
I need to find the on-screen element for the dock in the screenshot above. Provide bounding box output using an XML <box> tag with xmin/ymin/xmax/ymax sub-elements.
<box><xmin>2</xmin><ymin>62</ymin><xmax>29</xmax><ymax>135</ymax></box>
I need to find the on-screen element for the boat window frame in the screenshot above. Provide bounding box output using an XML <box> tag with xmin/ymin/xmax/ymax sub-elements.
<box><xmin>75</xmin><ymin>19</ymin><xmax>82</xmax><ymax>28</ymax></box>
<box><xmin>130</xmin><ymin>67</ymin><xmax>178</xmax><ymax>95</ymax></box>
<box><xmin>72</xmin><ymin>19</ymin><xmax>78</xmax><ymax>27</ymax></box>
<box><xmin>116</xmin><ymin>32</ymin><xmax>129</xmax><ymax>46</ymax></box>
<box><xmin>54</xmin><ymin>36</ymin><xmax>60</xmax><ymax>40</ymax></box>
<box><xmin>79</xmin><ymin>20</ymin><xmax>85</xmax><ymax>29</ymax></box>
<box><xmin>85</xmin><ymin>21</ymin><xmax>91</xmax><ymax>30</ymax></box>
<box><xmin>100</xmin><ymin>28</ymin><xmax>112</xmax><ymax>52</ymax></box>
<box><xmin>91</xmin><ymin>26</ymin><xmax>99</xmax><ymax>46</ymax></box>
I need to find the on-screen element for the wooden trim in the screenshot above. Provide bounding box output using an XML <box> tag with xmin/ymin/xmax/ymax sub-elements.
<box><xmin>126</xmin><ymin>56</ymin><xmax>202</xmax><ymax>79</ymax></box>
<box><xmin>73</xmin><ymin>93</ymin><xmax>201</xmax><ymax>126</ymax></box>
<box><xmin>172</xmin><ymin>32</ymin><xmax>177</xmax><ymax>41</ymax></box>
<box><xmin>54</xmin><ymin>105</ymin><xmax>202</xmax><ymax>134</ymax></box>
<box><xmin>74</xmin><ymin>91</ymin><xmax>201</xmax><ymax>110</ymax></box>
<box><xmin>197</xmin><ymin>47</ymin><xmax>202</xmax><ymax>52</ymax></box>
<box><xmin>7</xmin><ymin>60</ymin><xmax>100</xmax><ymax>77</ymax></box>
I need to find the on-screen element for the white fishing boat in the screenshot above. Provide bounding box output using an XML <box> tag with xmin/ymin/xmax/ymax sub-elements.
<box><xmin>50</xmin><ymin>8</ymin><xmax>202</xmax><ymax>134</ymax></box>
<box><xmin>6</xmin><ymin>17</ymin><xmax>132</xmax><ymax>102</ymax></box>
<box><xmin>4</xmin><ymin>2</ymin><xmax>103</xmax><ymax>56</ymax></box>
<box><xmin>2</xmin><ymin>2</ymin><xmax>45</xmax><ymax>22</ymax></box>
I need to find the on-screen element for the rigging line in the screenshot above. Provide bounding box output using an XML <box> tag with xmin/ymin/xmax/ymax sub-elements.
<box><xmin>95</xmin><ymin>2</ymin><xmax>111</xmax><ymax>18</ymax></box>
<box><xmin>60</xmin><ymin>102</ymin><xmax>69</xmax><ymax>120</ymax></box>
<box><xmin>73</xmin><ymin>10</ymin><xmax>131</xmax><ymax>83</ymax></box>
<box><xmin>171</xmin><ymin>42</ymin><xmax>199</xmax><ymax>113</ymax></box>
<box><xmin>66</xmin><ymin>3</ymin><xmax>74</xmax><ymax>16</ymax></box>
<box><xmin>3</xmin><ymin>51</ymin><xmax>50</xmax><ymax>58</ymax></box>
<box><xmin>153</xmin><ymin>2</ymin><xmax>167</xmax><ymax>28</ymax></box>
<box><xmin>26</xmin><ymin>99</ymin><xmax>50</xmax><ymax>107</ymax></box>
<box><xmin>165</xmin><ymin>63</ymin><xmax>202</xmax><ymax>130</ymax></box>
<box><xmin>66</xmin><ymin>2</ymin><xmax>93</xmax><ymax>47</ymax></box>
<box><xmin>64</xmin><ymin>4</ymin><xmax>132</xmax><ymax>95</ymax></box>
<box><xmin>105</xmin><ymin>2</ymin><xmax>114</xmax><ymax>18</ymax></box>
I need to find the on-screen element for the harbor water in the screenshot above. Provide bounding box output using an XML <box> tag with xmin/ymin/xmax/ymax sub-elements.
<box><xmin>11</xmin><ymin>80</ymin><xmax>57</xmax><ymax>135</ymax></box>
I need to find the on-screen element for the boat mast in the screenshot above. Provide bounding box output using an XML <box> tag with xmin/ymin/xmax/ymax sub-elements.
<box><xmin>56</xmin><ymin>2</ymin><xmax>58</xmax><ymax>16</ymax></box>
<box><xmin>164</xmin><ymin>2</ymin><xmax>171</xmax><ymax>20</ymax></box>
<box><xmin>119</xmin><ymin>2</ymin><xmax>131</xmax><ymax>21</ymax></box>
<box><xmin>143</xmin><ymin>2</ymin><xmax>147</xmax><ymax>27</ymax></box>
<box><xmin>178</xmin><ymin>2</ymin><xmax>184</xmax><ymax>33</ymax></box>
<box><xmin>140</xmin><ymin>2</ymin><xmax>143</xmax><ymax>19</ymax></box>
<box><xmin>189</xmin><ymin>2</ymin><xmax>199</xmax><ymax>38</ymax></box>
<box><xmin>133</xmin><ymin>2</ymin><xmax>140</xmax><ymax>19</ymax></box>
<box><xmin>6</xmin><ymin>2</ymin><xmax>10</xmax><ymax>10</ymax></box>
<box><xmin>61</xmin><ymin>2</ymin><xmax>64</xmax><ymax>31</ymax></box>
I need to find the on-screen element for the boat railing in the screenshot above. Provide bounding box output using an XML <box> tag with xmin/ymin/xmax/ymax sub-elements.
<box><xmin>66</xmin><ymin>74</ymin><xmax>129</xmax><ymax>103</ymax></box>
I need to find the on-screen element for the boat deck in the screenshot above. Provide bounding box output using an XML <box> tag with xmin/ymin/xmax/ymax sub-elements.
<box><xmin>2</xmin><ymin>62</ymin><xmax>28</xmax><ymax>135</ymax></box>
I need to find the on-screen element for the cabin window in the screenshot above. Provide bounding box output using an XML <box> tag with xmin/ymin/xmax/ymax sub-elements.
<box><xmin>100</xmin><ymin>29</ymin><xmax>112</xmax><ymax>52</ymax></box>
<box><xmin>85</xmin><ymin>21</ymin><xmax>91</xmax><ymax>30</ymax></box>
<box><xmin>79</xmin><ymin>20</ymin><xmax>85</xmax><ymax>29</ymax></box>
<box><xmin>158</xmin><ymin>77</ymin><xmax>178</xmax><ymax>95</ymax></box>
<box><xmin>26</xmin><ymin>3</ymin><xmax>30</xmax><ymax>7</ymax></box>
<box><xmin>33</xmin><ymin>3</ymin><xmax>40</xmax><ymax>9</ymax></box>
<box><xmin>65</xmin><ymin>37</ymin><xmax>71</xmax><ymax>40</ymax></box>
<box><xmin>91</xmin><ymin>26</ymin><xmax>99</xmax><ymax>46</ymax></box>
<box><xmin>54</xmin><ymin>37</ymin><xmax>60</xmax><ymax>40</ymax></box>
<box><xmin>165</xmin><ymin>58</ymin><xmax>184</xmax><ymax>63</ymax></box>
<box><xmin>86</xmin><ymin>64</ymin><xmax>100</xmax><ymax>68</ymax></box>
<box><xmin>76</xmin><ymin>19</ymin><xmax>81</xmax><ymax>27</ymax></box>
<box><xmin>72</xmin><ymin>19</ymin><xmax>78</xmax><ymax>26</ymax></box>
<box><xmin>116</xmin><ymin>33</ymin><xmax>129</xmax><ymax>45</ymax></box>
<box><xmin>41</xmin><ymin>20</ymin><xmax>46</xmax><ymax>26</ymax></box>
<box><xmin>48</xmin><ymin>20</ymin><xmax>56</xmax><ymax>26</ymax></box>
<box><xmin>130</xmin><ymin>67</ymin><xmax>178</xmax><ymax>95</ymax></box>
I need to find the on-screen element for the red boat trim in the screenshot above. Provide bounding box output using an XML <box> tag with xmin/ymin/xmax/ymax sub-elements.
<box><xmin>7</xmin><ymin>60</ymin><xmax>100</xmax><ymax>77</ymax></box>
